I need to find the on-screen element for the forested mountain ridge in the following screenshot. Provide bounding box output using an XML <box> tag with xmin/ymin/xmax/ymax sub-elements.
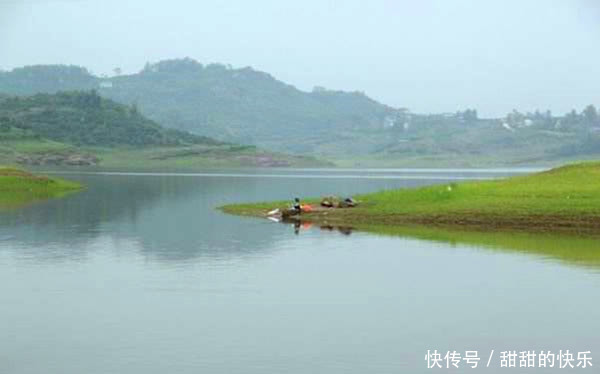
<box><xmin>104</xmin><ymin>59</ymin><xmax>399</xmax><ymax>152</ymax></box>
<box><xmin>2</xmin><ymin>60</ymin><xmax>600</xmax><ymax>166</ymax></box>
<box><xmin>0</xmin><ymin>65</ymin><xmax>98</xmax><ymax>95</ymax></box>
<box><xmin>0</xmin><ymin>59</ymin><xmax>398</xmax><ymax>153</ymax></box>
<box><xmin>0</xmin><ymin>90</ymin><xmax>218</xmax><ymax>146</ymax></box>
<box><xmin>0</xmin><ymin>90</ymin><xmax>329</xmax><ymax>168</ymax></box>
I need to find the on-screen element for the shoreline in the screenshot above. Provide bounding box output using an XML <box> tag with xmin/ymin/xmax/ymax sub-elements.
<box><xmin>220</xmin><ymin>162</ymin><xmax>600</xmax><ymax>235</ymax></box>
<box><xmin>221</xmin><ymin>205</ymin><xmax>600</xmax><ymax>236</ymax></box>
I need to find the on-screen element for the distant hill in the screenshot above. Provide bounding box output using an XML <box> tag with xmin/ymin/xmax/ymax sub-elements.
<box><xmin>0</xmin><ymin>59</ymin><xmax>398</xmax><ymax>153</ymax></box>
<box><xmin>0</xmin><ymin>65</ymin><xmax>98</xmax><ymax>95</ymax></box>
<box><xmin>0</xmin><ymin>91</ymin><xmax>330</xmax><ymax>168</ymax></box>
<box><xmin>0</xmin><ymin>90</ymin><xmax>218</xmax><ymax>147</ymax></box>
<box><xmin>2</xmin><ymin>60</ymin><xmax>600</xmax><ymax>166</ymax></box>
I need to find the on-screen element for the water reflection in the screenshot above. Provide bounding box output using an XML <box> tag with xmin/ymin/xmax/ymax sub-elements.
<box><xmin>270</xmin><ymin>215</ymin><xmax>600</xmax><ymax>269</ymax></box>
<box><xmin>381</xmin><ymin>225</ymin><xmax>600</xmax><ymax>269</ymax></box>
<box><xmin>2</xmin><ymin>169</ymin><xmax>597</xmax><ymax>269</ymax></box>
<box><xmin>283</xmin><ymin>220</ymin><xmax>355</xmax><ymax>236</ymax></box>
<box><xmin>1</xmin><ymin>170</ymin><xmax>599</xmax><ymax>374</ymax></box>
<box><xmin>1</xmin><ymin>171</ymin><xmax>456</xmax><ymax>262</ymax></box>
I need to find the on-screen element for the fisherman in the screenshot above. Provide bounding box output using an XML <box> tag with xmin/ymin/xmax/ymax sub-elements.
<box><xmin>293</xmin><ymin>197</ymin><xmax>301</xmax><ymax>213</ymax></box>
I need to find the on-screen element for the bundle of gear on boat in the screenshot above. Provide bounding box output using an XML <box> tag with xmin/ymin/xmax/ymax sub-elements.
<box><xmin>267</xmin><ymin>196</ymin><xmax>358</xmax><ymax>220</ymax></box>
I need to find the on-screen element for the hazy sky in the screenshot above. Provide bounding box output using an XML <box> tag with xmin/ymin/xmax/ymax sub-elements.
<box><xmin>1</xmin><ymin>0</ymin><xmax>599</xmax><ymax>116</ymax></box>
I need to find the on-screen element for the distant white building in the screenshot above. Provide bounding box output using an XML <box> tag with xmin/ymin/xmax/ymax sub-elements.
<box><xmin>99</xmin><ymin>81</ymin><xmax>113</xmax><ymax>89</ymax></box>
<box><xmin>502</xmin><ymin>122</ymin><xmax>515</xmax><ymax>132</ymax></box>
<box><xmin>383</xmin><ymin>116</ymin><xmax>396</xmax><ymax>128</ymax></box>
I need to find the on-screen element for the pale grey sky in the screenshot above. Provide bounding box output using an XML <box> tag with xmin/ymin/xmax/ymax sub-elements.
<box><xmin>1</xmin><ymin>0</ymin><xmax>599</xmax><ymax>116</ymax></box>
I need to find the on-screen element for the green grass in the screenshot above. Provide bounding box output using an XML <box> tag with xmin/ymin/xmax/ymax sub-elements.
<box><xmin>0</xmin><ymin>167</ymin><xmax>82</xmax><ymax>208</ymax></box>
<box><xmin>221</xmin><ymin>161</ymin><xmax>600</xmax><ymax>234</ymax></box>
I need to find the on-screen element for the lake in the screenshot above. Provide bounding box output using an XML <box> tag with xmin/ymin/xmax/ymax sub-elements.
<box><xmin>1</xmin><ymin>168</ymin><xmax>598</xmax><ymax>373</ymax></box>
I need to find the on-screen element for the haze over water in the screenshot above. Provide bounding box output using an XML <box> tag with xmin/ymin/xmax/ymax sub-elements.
<box><xmin>1</xmin><ymin>169</ymin><xmax>598</xmax><ymax>373</ymax></box>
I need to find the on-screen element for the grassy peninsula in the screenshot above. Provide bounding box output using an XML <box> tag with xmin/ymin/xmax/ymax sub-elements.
<box><xmin>221</xmin><ymin>162</ymin><xmax>600</xmax><ymax>234</ymax></box>
<box><xmin>0</xmin><ymin>167</ymin><xmax>81</xmax><ymax>208</ymax></box>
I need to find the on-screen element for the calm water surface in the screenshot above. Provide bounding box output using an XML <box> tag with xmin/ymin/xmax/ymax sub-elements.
<box><xmin>0</xmin><ymin>169</ymin><xmax>598</xmax><ymax>373</ymax></box>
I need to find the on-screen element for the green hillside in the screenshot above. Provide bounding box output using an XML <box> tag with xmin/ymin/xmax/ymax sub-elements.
<box><xmin>0</xmin><ymin>91</ymin><xmax>330</xmax><ymax>168</ymax></box>
<box><xmin>342</xmin><ymin>109</ymin><xmax>600</xmax><ymax>167</ymax></box>
<box><xmin>105</xmin><ymin>59</ymin><xmax>397</xmax><ymax>153</ymax></box>
<box><xmin>0</xmin><ymin>65</ymin><xmax>98</xmax><ymax>95</ymax></box>
<box><xmin>2</xmin><ymin>60</ymin><xmax>600</xmax><ymax>166</ymax></box>
<box><xmin>0</xmin><ymin>90</ymin><xmax>216</xmax><ymax>146</ymax></box>
<box><xmin>0</xmin><ymin>60</ymin><xmax>397</xmax><ymax>153</ymax></box>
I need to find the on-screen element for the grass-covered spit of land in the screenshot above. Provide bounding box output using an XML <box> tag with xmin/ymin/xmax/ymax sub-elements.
<box><xmin>221</xmin><ymin>162</ymin><xmax>600</xmax><ymax>234</ymax></box>
<box><xmin>0</xmin><ymin>167</ymin><xmax>82</xmax><ymax>208</ymax></box>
